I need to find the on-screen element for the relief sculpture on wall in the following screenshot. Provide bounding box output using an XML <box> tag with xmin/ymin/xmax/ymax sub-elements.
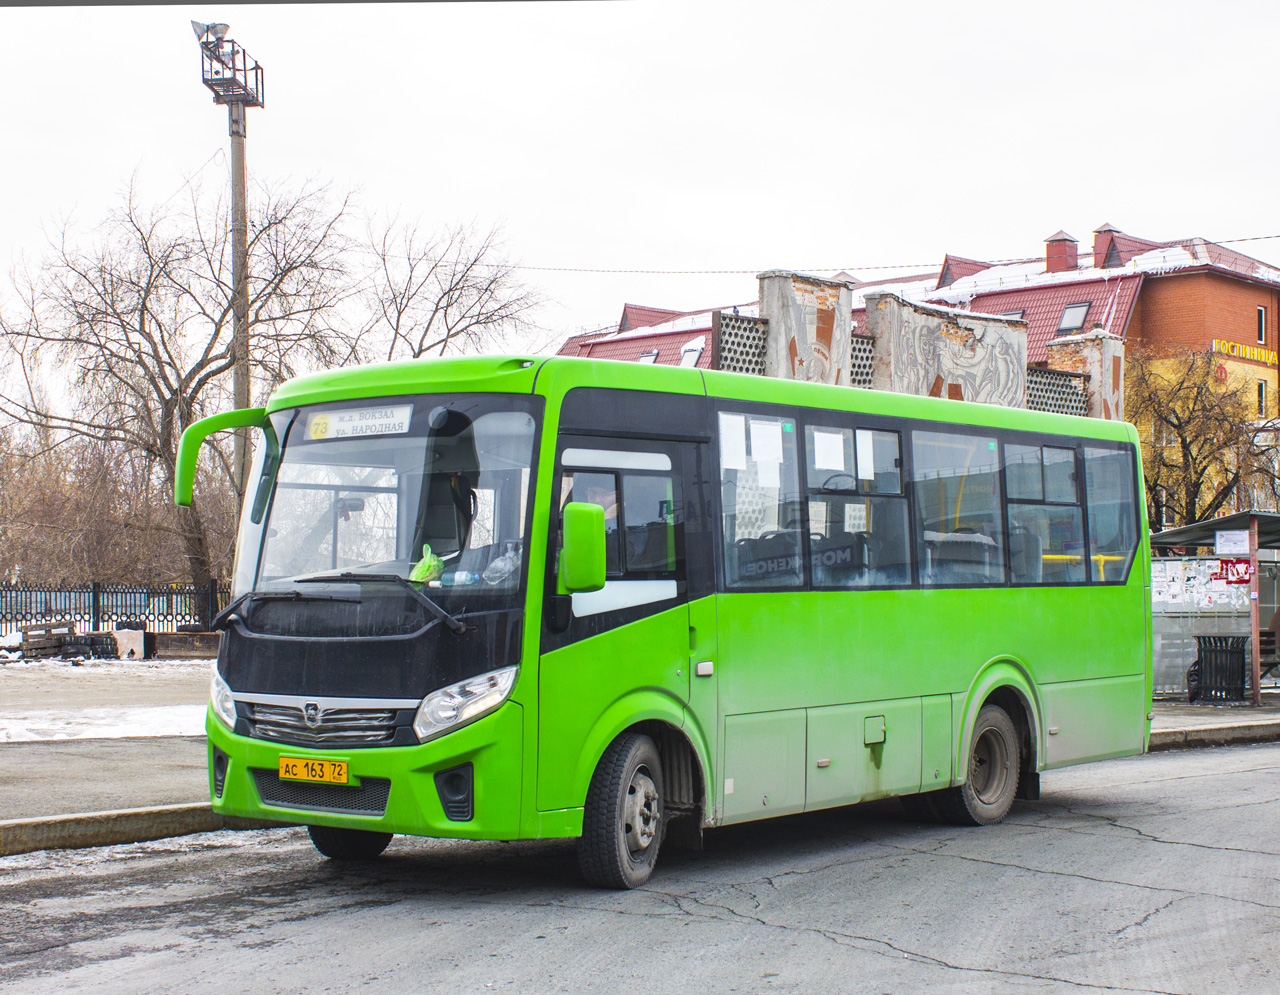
<box><xmin>867</xmin><ymin>293</ymin><xmax>1027</xmax><ymax>408</ymax></box>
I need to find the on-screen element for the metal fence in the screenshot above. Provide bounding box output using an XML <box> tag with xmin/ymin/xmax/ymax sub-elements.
<box><xmin>0</xmin><ymin>581</ymin><xmax>231</xmax><ymax>636</ymax></box>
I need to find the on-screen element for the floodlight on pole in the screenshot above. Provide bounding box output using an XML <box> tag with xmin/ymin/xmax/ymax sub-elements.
<box><xmin>192</xmin><ymin>21</ymin><xmax>265</xmax><ymax>501</ymax></box>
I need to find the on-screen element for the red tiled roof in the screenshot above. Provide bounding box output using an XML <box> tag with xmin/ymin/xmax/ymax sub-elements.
<box><xmin>569</xmin><ymin>324</ymin><xmax>715</xmax><ymax>368</ymax></box>
<box><xmin>619</xmin><ymin>303</ymin><xmax>685</xmax><ymax>332</ymax></box>
<box><xmin>558</xmin><ymin>326</ymin><xmax>617</xmax><ymax>356</ymax></box>
<box><xmin>937</xmin><ymin>254</ymin><xmax>993</xmax><ymax>289</ymax></box>
<box><xmin>965</xmin><ymin>275</ymin><xmax>1143</xmax><ymax>363</ymax></box>
<box><xmin>1105</xmin><ymin>232</ymin><xmax>1165</xmax><ymax>266</ymax></box>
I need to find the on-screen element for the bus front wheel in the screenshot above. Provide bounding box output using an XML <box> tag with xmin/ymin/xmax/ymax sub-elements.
<box><xmin>934</xmin><ymin>704</ymin><xmax>1020</xmax><ymax>826</ymax></box>
<box><xmin>307</xmin><ymin>824</ymin><xmax>393</xmax><ymax>861</ymax></box>
<box><xmin>578</xmin><ymin>732</ymin><xmax>665</xmax><ymax>889</ymax></box>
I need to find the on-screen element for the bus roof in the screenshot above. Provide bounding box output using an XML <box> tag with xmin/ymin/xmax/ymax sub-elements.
<box><xmin>265</xmin><ymin>354</ymin><xmax>1137</xmax><ymax>445</ymax></box>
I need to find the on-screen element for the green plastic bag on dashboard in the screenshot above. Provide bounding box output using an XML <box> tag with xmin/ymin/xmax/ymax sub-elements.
<box><xmin>408</xmin><ymin>544</ymin><xmax>444</xmax><ymax>583</ymax></box>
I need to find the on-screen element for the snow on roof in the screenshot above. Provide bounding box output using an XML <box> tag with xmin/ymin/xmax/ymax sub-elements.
<box><xmin>850</xmin><ymin>278</ymin><xmax>940</xmax><ymax>309</ymax></box>
<box><xmin>585</xmin><ymin>304</ymin><xmax>758</xmax><ymax>343</ymax></box>
<box><xmin>924</xmin><ymin>242</ymin><xmax>1265</xmax><ymax>307</ymax></box>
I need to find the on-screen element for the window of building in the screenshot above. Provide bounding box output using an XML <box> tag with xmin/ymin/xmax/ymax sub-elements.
<box><xmin>1259</xmin><ymin>306</ymin><xmax>1267</xmax><ymax>345</ymax></box>
<box><xmin>1057</xmin><ymin>303</ymin><xmax>1091</xmax><ymax>334</ymax></box>
<box><xmin>636</xmin><ymin>351</ymin><xmax>659</xmax><ymax>364</ymax></box>
<box><xmin>912</xmin><ymin>430</ymin><xmax>1005</xmax><ymax>586</ymax></box>
<box><xmin>1259</xmin><ymin>380</ymin><xmax>1267</xmax><ymax>418</ymax></box>
<box><xmin>719</xmin><ymin>411</ymin><xmax>803</xmax><ymax>588</ymax></box>
<box><xmin>804</xmin><ymin>424</ymin><xmax>909</xmax><ymax>588</ymax></box>
<box><xmin>1000</xmin><ymin>310</ymin><xmax>1025</xmax><ymax>320</ymax></box>
<box><xmin>680</xmin><ymin>342</ymin><xmax>704</xmax><ymax>367</ymax></box>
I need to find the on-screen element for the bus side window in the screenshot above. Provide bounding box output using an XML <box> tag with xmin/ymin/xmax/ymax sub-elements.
<box><xmin>719</xmin><ymin>411</ymin><xmax>803</xmax><ymax>588</ymax></box>
<box><xmin>621</xmin><ymin>473</ymin><xmax>681</xmax><ymax>575</ymax></box>
<box><xmin>1004</xmin><ymin>443</ymin><xmax>1086</xmax><ymax>585</ymax></box>
<box><xmin>559</xmin><ymin>467</ymin><xmax>684</xmax><ymax>580</ymax></box>
<box><xmin>805</xmin><ymin>424</ymin><xmax>909</xmax><ymax>588</ymax></box>
<box><xmin>1084</xmin><ymin>446</ymin><xmax>1139</xmax><ymax>582</ymax></box>
<box><xmin>912</xmin><ymin>430</ymin><xmax>1006</xmax><ymax>586</ymax></box>
<box><xmin>561</xmin><ymin>471</ymin><xmax>622</xmax><ymax>575</ymax></box>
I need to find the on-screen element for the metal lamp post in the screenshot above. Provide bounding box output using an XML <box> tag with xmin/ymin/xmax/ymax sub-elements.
<box><xmin>192</xmin><ymin>21</ymin><xmax>265</xmax><ymax>499</ymax></box>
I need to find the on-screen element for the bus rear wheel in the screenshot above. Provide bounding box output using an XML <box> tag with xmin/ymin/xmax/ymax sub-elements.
<box><xmin>934</xmin><ymin>704</ymin><xmax>1020</xmax><ymax>826</ymax></box>
<box><xmin>307</xmin><ymin>824</ymin><xmax>393</xmax><ymax>861</ymax></box>
<box><xmin>577</xmin><ymin>732</ymin><xmax>664</xmax><ymax>889</ymax></box>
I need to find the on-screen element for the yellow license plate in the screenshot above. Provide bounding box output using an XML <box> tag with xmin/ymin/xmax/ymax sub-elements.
<box><xmin>278</xmin><ymin>756</ymin><xmax>348</xmax><ymax>785</ymax></box>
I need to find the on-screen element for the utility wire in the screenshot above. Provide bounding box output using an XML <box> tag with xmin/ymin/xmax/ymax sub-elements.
<box><xmin>497</xmin><ymin>233</ymin><xmax>1280</xmax><ymax>277</ymax></box>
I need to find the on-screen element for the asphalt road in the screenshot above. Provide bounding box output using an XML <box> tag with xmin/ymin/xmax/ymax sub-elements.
<box><xmin>2</xmin><ymin>744</ymin><xmax>1277</xmax><ymax>995</ymax></box>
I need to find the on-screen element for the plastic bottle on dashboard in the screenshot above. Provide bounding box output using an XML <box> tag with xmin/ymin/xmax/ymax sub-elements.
<box><xmin>435</xmin><ymin>570</ymin><xmax>476</xmax><ymax>587</ymax></box>
<box><xmin>483</xmin><ymin>541</ymin><xmax>521</xmax><ymax>585</ymax></box>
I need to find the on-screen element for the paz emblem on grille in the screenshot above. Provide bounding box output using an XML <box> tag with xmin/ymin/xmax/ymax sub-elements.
<box><xmin>304</xmin><ymin>702</ymin><xmax>321</xmax><ymax>727</ymax></box>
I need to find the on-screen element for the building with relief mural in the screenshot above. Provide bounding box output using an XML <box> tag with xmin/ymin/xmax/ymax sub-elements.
<box><xmin>557</xmin><ymin>223</ymin><xmax>1280</xmax><ymax>434</ymax></box>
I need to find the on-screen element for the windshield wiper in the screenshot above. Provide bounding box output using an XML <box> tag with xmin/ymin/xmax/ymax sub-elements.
<box><xmin>294</xmin><ymin>572</ymin><xmax>467</xmax><ymax>634</ymax></box>
<box><xmin>211</xmin><ymin>590</ymin><xmax>362</xmax><ymax>631</ymax></box>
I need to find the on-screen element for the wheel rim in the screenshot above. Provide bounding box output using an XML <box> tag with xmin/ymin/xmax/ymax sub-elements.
<box><xmin>970</xmin><ymin>726</ymin><xmax>1011</xmax><ymax>805</ymax></box>
<box><xmin>623</xmin><ymin>765</ymin><xmax>660</xmax><ymax>857</ymax></box>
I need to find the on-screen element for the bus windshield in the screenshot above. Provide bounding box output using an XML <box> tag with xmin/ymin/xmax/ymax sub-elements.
<box><xmin>233</xmin><ymin>394</ymin><xmax>539</xmax><ymax>604</ymax></box>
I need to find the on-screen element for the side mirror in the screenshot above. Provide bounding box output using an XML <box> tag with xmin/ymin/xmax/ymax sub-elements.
<box><xmin>558</xmin><ymin>502</ymin><xmax>606</xmax><ymax>594</ymax></box>
<box><xmin>174</xmin><ymin>408</ymin><xmax>268</xmax><ymax>506</ymax></box>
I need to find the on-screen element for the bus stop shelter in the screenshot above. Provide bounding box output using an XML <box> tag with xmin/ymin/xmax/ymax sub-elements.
<box><xmin>1150</xmin><ymin>510</ymin><xmax>1280</xmax><ymax>705</ymax></box>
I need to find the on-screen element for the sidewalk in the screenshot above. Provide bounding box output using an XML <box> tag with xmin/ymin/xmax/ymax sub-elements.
<box><xmin>2</xmin><ymin>689</ymin><xmax>1280</xmax><ymax>858</ymax></box>
<box><xmin>1149</xmin><ymin>689</ymin><xmax>1280</xmax><ymax>750</ymax></box>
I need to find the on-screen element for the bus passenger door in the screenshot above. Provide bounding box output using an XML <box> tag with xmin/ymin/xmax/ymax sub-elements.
<box><xmin>536</xmin><ymin>437</ymin><xmax>695</xmax><ymax>814</ymax></box>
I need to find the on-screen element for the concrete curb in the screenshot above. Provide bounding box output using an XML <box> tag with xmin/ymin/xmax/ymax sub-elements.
<box><xmin>0</xmin><ymin>803</ymin><xmax>293</xmax><ymax>858</ymax></box>
<box><xmin>4</xmin><ymin>724</ymin><xmax>1279</xmax><ymax>859</ymax></box>
<box><xmin>1148</xmin><ymin>721</ymin><xmax>1280</xmax><ymax>752</ymax></box>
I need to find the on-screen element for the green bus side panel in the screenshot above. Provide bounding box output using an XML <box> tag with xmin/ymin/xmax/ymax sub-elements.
<box><xmin>1040</xmin><ymin>674</ymin><xmax>1149</xmax><ymax>769</ymax></box>
<box><xmin>805</xmin><ymin>697</ymin><xmax>922</xmax><ymax>811</ymax></box>
<box><xmin>920</xmin><ymin>694</ymin><xmax>954</xmax><ymax>791</ymax></box>
<box><xmin>716</xmin><ymin>586</ymin><xmax>1146</xmax><ymax>718</ymax></box>
<box><xmin>536</xmin><ymin>602</ymin><xmax>691</xmax><ymax>812</ymax></box>
<box><xmin>722</xmin><ymin>709</ymin><xmax>806</xmax><ymax>823</ymax></box>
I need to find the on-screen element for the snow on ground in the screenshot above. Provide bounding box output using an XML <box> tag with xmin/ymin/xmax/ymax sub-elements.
<box><xmin>0</xmin><ymin>656</ymin><xmax>213</xmax><ymax>740</ymax></box>
<box><xmin>0</xmin><ymin>656</ymin><xmax>213</xmax><ymax>675</ymax></box>
<box><xmin>0</xmin><ymin>704</ymin><xmax>207</xmax><ymax>742</ymax></box>
<box><xmin>0</xmin><ymin>826</ymin><xmax>308</xmax><ymax>878</ymax></box>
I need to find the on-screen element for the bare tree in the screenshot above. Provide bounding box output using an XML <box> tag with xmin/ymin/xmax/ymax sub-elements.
<box><xmin>360</xmin><ymin>219</ymin><xmax>541</xmax><ymax>360</ymax></box>
<box><xmin>0</xmin><ymin>180</ymin><xmax>357</xmax><ymax>588</ymax></box>
<box><xmin>1126</xmin><ymin>347</ymin><xmax>1280</xmax><ymax>528</ymax></box>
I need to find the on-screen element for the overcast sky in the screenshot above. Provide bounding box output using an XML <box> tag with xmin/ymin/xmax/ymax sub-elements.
<box><xmin>5</xmin><ymin>0</ymin><xmax>1280</xmax><ymax>348</ymax></box>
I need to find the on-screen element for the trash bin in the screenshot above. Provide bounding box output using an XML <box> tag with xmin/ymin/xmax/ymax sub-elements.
<box><xmin>1191</xmin><ymin>635</ymin><xmax>1249</xmax><ymax>702</ymax></box>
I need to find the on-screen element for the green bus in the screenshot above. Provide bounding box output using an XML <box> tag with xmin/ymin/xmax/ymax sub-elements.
<box><xmin>176</xmin><ymin>355</ymin><xmax>1151</xmax><ymax>888</ymax></box>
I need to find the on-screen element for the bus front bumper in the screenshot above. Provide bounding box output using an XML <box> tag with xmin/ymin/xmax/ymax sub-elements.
<box><xmin>205</xmin><ymin>700</ymin><xmax>525</xmax><ymax>840</ymax></box>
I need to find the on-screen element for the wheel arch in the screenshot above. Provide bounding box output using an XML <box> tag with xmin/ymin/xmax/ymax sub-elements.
<box><xmin>956</xmin><ymin>657</ymin><xmax>1044</xmax><ymax>783</ymax></box>
<box><xmin>571</xmin><ymin>692</ymin><xmax>710</xmax><ymax>826</ymax></box>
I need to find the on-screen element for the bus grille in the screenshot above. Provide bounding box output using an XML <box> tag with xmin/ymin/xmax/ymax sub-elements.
<box><xmin>251</xmin><ymin>769</ymin><xmax>391</xmax><ymax>816</ymax></box>
<box><xmin>246</xmin><ymin>702</ymin><xmax>399</xmax><ymax>746</ymax></box>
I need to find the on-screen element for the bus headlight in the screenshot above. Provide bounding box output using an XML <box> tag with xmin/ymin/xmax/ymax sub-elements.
<box><xmin>413</xmin><ymin>666</ymin><xmax>517</xmax><ymax>743</ymax></box>
<box><xmin>210</xmin><ymin>666</ymin><xmax>237</xmax><ymax>730</ymax></box>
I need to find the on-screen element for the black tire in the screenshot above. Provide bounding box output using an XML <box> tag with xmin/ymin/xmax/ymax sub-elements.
<box><xmin>933</xmin><ymin>704</ymin><xmax>1020</xmax><ymax>826</ymax></box>
<box><xmin>577</xmin><ymin>733</ymin><xmax>664</xmax><ymax>889</ymax></box>
<box><xmin>307</xmin><ymin>824</ymin><xmax>393</xmax><ymax>861</ymax></box>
